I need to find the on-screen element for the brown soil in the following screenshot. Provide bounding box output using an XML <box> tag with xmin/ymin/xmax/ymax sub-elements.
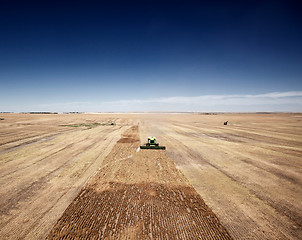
<box><xmin>47</xmin><ymin>126</ymin><xmax>232</xmax><ymax>239</ymax></box>
<box><xmin>47</xmin><ymin>182</ymin><xmax>230</xmax><ymax>240</ymax></box>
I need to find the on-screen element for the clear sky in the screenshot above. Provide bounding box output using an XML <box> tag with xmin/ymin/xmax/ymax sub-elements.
<box><xmin>0</xmin><ymin>0</ymin><xmax>301</xmax><ymax>112</ymax></box>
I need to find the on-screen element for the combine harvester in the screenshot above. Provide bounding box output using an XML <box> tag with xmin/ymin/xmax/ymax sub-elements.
<box><xmin>140</xmin><ymin>137</ymin><xmax>166</xmax><ymax>150</ymax></box>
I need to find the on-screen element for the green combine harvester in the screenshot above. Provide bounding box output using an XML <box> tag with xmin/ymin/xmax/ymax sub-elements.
<box><xmin>140</xmin><ymin>137</ymin><xmax>166</xmax><ymax>150</ymax></box>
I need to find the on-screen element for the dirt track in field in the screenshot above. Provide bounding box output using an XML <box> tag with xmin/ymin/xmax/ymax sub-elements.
<box><xmin>47</xmin><ymin>126</ymin><xmax>232</xmax><ymax>239</ymax></box>
<box><xmin>0</xmin><ymin>113</ymin><xmax>301</xmax><ymax>239</ymax></box>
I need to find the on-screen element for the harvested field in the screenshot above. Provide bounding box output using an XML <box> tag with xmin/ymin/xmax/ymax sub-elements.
<box><xmin>47</xmin><ymin>183</ymin><xmax>230</xmax><ymax>239</ymax></box>
<box><xmin>0</xmin><ymin>113</ymin><xmax>301</xmax><ymax>239</ymax></box>
<box><xmin>139</xmin><ymin>113</ymin><xmax>302</xmax><ymax>240</ymax></box>
<box><xmin>47</xmin><ymin>127</ymin><xmax>231</xmax><ymax>239</ymax></box>
<box><xmin>0</xmin><ymin>114</ymin><xmax>131</xmax><ymax>239</ymax></box>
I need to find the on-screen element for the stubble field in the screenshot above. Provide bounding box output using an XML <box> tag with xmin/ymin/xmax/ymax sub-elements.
<box><xmin>0</xmin><ymin>113</ymin><xmax>301</xmax><ymax>239</ymax></box>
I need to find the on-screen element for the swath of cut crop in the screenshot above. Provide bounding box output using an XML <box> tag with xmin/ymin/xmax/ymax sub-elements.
<box><xmin>47</xmin><ymin>182</ymin><xmax>232</xmax><ymax>240</ymax></box>
<box><xmin>46</xmin><ymin>125</ymin><xmax>232</xmax><ymax>239</ymax></box>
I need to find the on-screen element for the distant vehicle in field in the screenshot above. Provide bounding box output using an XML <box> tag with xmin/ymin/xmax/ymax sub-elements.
<box><xmin>140</xmin><ymin>137</ymin><xmax>166</xmax><ymax>150</ymax></box>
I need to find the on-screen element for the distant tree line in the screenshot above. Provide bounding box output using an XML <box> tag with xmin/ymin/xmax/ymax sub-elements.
<box><xmin>27</xmin><ymin>112</ymin><xmax>58</xmax><ymax>114</ymax></box>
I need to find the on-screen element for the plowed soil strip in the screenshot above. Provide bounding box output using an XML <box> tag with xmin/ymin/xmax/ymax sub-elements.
<box><xmin>47</xmin><ymin>126</ymin><xmax>232</xmax><ymax>239</ymax></box>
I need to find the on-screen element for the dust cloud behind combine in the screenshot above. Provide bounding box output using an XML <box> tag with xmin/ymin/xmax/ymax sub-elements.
<box><xmin>0</xmin><ymin>113</ymin><xmax>301</xmax><ymax>239</ymax></box>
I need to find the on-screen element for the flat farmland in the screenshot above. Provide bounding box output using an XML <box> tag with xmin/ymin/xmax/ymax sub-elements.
<box><xmin>0</xmin><ymin>113</ymin><xmax>301</xmax><ymax>239</ymax></box>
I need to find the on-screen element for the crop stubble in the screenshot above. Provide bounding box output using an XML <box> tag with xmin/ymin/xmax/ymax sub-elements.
<box><xmin>1</xmin><ymin>113</ymin><xmax>301</xmax><ymax>240</ymax></box>
<box><xmin>47</xmin><ymin>126</ymin><xmax>232</xmax><ymax>239</ymax></box>
<box><xmin>0</xmin><ymin>114</ymin><xmax>129</xmax><ymax>239</ymax></box>
<box><xmin>139</xmin><ymin>113</ymin><xmax>302</xmax><ymax>240</ymax></box>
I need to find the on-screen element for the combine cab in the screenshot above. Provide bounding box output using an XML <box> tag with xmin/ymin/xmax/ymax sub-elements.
<box><xmin>140</xmin><ymin>137</ymin><xmax>166</xmax><ymax>150</ymax></box>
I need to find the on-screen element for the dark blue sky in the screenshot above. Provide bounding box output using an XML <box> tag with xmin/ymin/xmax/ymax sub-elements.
<box><xmin>1</xmin><ymin>0</ymin><xmax>302</xmax><ymax>112</ymax></box>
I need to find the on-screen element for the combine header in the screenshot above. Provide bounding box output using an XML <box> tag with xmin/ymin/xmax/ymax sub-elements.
<box><xmin>140</xmin><ymin>137</ymin><xmax>166</xmax><ymax>150</ymax></box>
